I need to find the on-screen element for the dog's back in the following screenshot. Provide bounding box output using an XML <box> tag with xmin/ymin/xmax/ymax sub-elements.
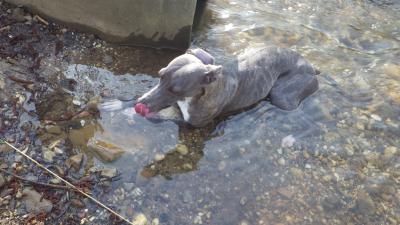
<box><xmin>222</xmin><ymin>47</ymin><xmax>317</xmax><ymax>113</ymax></box>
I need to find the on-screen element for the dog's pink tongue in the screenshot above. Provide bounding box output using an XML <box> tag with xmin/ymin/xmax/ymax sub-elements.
<box><xmin>134</xmin><ymin>103</ymin><xmax>150</xmax><ymax>117</ymax></box>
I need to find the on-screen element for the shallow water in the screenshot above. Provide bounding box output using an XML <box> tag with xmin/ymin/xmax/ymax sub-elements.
<box><xmin>56</xmin><ymin>0</ymin><xmax>400</xmax><ymax>224</ymax></box>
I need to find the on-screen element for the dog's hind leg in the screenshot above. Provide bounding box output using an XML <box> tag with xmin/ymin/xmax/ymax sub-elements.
<box><xmin>269</xmin><ymin>73</ymin><xmax>318</xmax><ymax>110</ymax></box>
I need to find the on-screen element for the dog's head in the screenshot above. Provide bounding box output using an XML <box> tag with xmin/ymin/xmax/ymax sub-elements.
<box><xmin>135</xmin><ymin>53</ymin><xmax>222</xmax><ymax>117</ymax></box>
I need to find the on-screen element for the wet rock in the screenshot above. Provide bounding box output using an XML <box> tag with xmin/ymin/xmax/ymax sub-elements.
<box><xmin>88</xmin><ymin>139</ymin><xmax>125</xmax><ymax>162</ymax></box>
<box><xmin>132</xmin><ymin>213</ymin><xmax>147</xmax><ymax>225</ymax></box>
<box><xmin>290</xmin><ymin>167</ymin><xmax>303</xmax><ymax>178</ymax></box>
<box><xmin>103</xmin><ymin>55</ymin><xmax>113</xmax><ymax>65</ymax></box>
<box><xmin>277</xmin><ymin>158</ymin><xmax>286</xmax><ymax>166</ymax></box>
<box><xmin>322</xmin><ymin>195</ymin><xmax>343</xmax><ymax>212</ymax></box>
<box><xmin>11</xmin><ymin>7</ymin><xmax>26</xmax><ymax>22</ymax></box>
<box><xmin>365</xmin><ymin>175</ymin><xmax>396</xmax><ymax>197</ymax></box>
<box><xmin>22</xmin><ymin>187</ymin><xmax>53</xmax><ymax>214</ymax></box>
<box><xmin>383</xmin><ymin>146</ymin><xmax>397</xmax><ymax>160</ymax></box>
<box><xmin>71</xmin><ymin>199</ymin><xmax>85</xmax><ymax>208</ymax></box>
<box><xmin>151</xmin><ymin>218</ymin><xmax>160</xmax><ymax>225</ymax></box>
<box><xmin>66</xmin><ymin>153</ymin><xmax>84</xmax><ymax>170</ymax></box>
<box><xmin>382</xmin><ymin>63</ymin><xmax>400</xmax><ymax>79</ymax></box>
<box><xmin>0</xmin><ymin>76</ymin><xmax>4</xmax><ymax>90</ymax></box>
<box><xmin>123</xmin><ymin>182</ymin><xmax>135</xmax><ymax>191</ymax></box>
<box><xmin>183</xmin><ymin>190</ymin><xmax>193</xmax><ymax>203</ymax></box>
<box><xmin>281</xmin><ymin>135</ymin><xmax>296</xmax><ymax>148</ymax></box>
<box><xmin>100</xmin><ymin>168</ymin><xmax>117</xmax><ymax>178</ymax></box>
<box><xmin>277</xmin><ymin>186</ymin><xmax>295</xmax><ymax>199</ymax></box>
<box><xmin>355</xmin><ymin>190</ymin><xmax>375</xmax><ymax>215</ymax></box>
<box><xmin>0</xmin><ymin>174</ymin><xmax>5</xmax><ymax>188</ymax></box>
<box><xmin>176</xmin><ymin>144</ymin><xmax>189</xmax><ymax>155</ymax></box>
<box><xmin>43</xmin><ymin>150</ymin><xmax>56</xmax><ymax>162</ymax></box>
<box><xmin>45</xmin><ymin>125</ymin><xmax>63</xmax><ymax>135</ymax></box>
<box><xmin>154</xmin><ymin>153</ymin><xmax>165</xmax><ymax>162</ymax></box>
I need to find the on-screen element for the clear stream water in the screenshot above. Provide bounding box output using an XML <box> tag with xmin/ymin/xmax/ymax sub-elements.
<box><xmin>60</xmin><ymin>0</ymin><xmax>399</xmax><ymax>224</ymax></box>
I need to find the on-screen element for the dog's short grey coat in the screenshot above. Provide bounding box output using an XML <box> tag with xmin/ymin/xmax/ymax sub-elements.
<box><xmin>136</xmin><ymin>47</ymin><xmax>319</xmax><ymax>127</ymax></box>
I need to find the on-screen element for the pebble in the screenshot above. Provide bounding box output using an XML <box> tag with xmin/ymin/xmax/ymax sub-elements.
<box><xmin>278</xmin><ymin>158</ymin><xmax>286</xmax><ymax>166</ymax></box>
<box><xmin>0</xmin><ymin>174</ymin><xmax>5</xmax><ymax>188</ymax></box>
<box><xmin>66</xmin><ymin>153</ymin><xmax>84</xmax><ymax>170</ymax></box>
<box><xmin>88</xmin><ymin>139</ymin><xmax>125</xmax><ymax>162</ymax></box>
<box><xmin>45</xmin><ymin>125</ymin><xmax>63</xmax><ymax>135</ymax></box>
<box><xmin>355</xmin><ymin>190</ymin><xmax>375</xmax><ymax>215</ymax></box>
<box><xmin>103</xmin><ymin>55</ymin><xmax>113</xmax><ymax>65</ymax></box>
<box><xmin>100</xmin><ymin>168</ymin><xmax>117</xmax><ymax>178</ymax></box>
<box><xmin>43</xmin><ymin>150</ymin><xmax>56</xmax><ymax>162</ymax></box>
<box><xmin>152</xmin><ymin>218</ymin><xmax>160</xmax><ymax>225</ymax></box>
<box><xmin>0</xmin><ymin>76</ymin><xmax>5</xmax><ymax>90</ymax></box>
<box><xmin>154</xmin><ymin>153</ymin><xmax>165</xmax><ymax>161</ymax></box>
<box><xmin>383</xmin><ymin>146</ymin><xmax>397</xmax><ymax>160</ymax></box>
<box><xmin>281</xmin><ymin>135</ymin><xmax>296</xmax><ymax>148</ymax></box>
<box><xmin>218</xmin><ymin>161</ymin><xmax>226</xmax><ymax>171</ymax></box>
<box><xmin>22</xmin><ymin>187</ymin><xmax>53</xmax><ymax>214</ymax></box>
<box><xmin>176</xmin><ymin>144</ymin><xmax>189</xmax><ymax>155</ymax></box>
<box><xmin>370</xmin><ymin>114</ymin><xmax>382</xmax><ymax>121</ymax></box>
<box><xmin>123</xmin><ymin>182</ymin><xmax>135</xmax><ymax>191</ymax></box>
<box><xmin>132</xmin><ymin>213</ymin><xmax>147</xmax><ymax>225</ymax></box>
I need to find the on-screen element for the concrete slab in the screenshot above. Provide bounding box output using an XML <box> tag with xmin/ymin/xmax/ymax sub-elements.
<box><xmin>6</xmin><ymin>0</ymin><xmax>197</xmax><ymax>49</ymax></box>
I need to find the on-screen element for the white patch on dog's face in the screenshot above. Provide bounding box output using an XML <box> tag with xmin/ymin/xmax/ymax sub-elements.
<box><xmin>177</xmin><ymin>97</ymin><xmax>192</xmax><ymax>122</ymax></box>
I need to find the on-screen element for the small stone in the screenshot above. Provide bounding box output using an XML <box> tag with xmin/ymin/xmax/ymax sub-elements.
<box><xmin>154</xmin><ymin>153</ymin><xmax>165</xmax><ymax>161</ymax></box>
<box><xmin>53</xmin><ymin>147</ymin><xmax>63</xmax><ymax>155</ymax></box>
<box><xmin>383</xmin><ymin>146</ymin><xmax>397</xmax><ymax>160</ymax></box>
<box><xmin>43</xmin><ymin>150</ymin><xmax>56</xmax><ymax>162</ymax></box>
<box><xmin>355</xmin><ymin>190</ymin><xmax>375</xmax><ymax>215</ymax></box>
<box><xmin>12</xmin><ymin>7</ymin><xmax>26</xmax><ymax>22</ymax></box>
<box><xmin>71</xmin><ymin>199</ymin><xmax>85</xmax><ymax>208</ymax></box>
<box><xmin>0</xmin><ymin>76</ymin><xmax>5</xmax><ymax>90</ymax></box>
<box><xmin>277</xmin><ymin>186</ymin><xmax>295</xmax><ymax>198</ymax></box>
<box><xmin>305</xmin><ymin>164</ymin><xmax>312</xmax><ymax>169</ymax></box>
<box><xmin>182</xmin><ymin>163</ymin><xmax>193</xmax><ymax>170</ymax></box>
<box><xmin>281</xmin><ymin>135</ymin><xmax>296</xmax><ymax>148</ymax></box>
<box><xmin>152</xmin><ymin>218</ymin><xmax>160</xmax><ymax>225</ymax></box>
<box><xmin>45</xmin><ymin>125</ymin><xmax>63</xmax><ymax>135</ymax></box>
<box><xmin>290</xmin><ymin>168</ymin><xmax>303</xmax><ymax>178</ymax></box>
<box><xmin>240</xmin><ymin>196</ymin><xmax>248</xmax><ymax>205</ymax></box>
<box><xmin>100</xmin><ymin>168</ymin><xmax>117</xmax><ymax>178</ymax></box>
<box><xmin>132</xmin><ymin>213</ymin><xmax>147</xmax><ymax>225</ymax></box>
<box><xmin>0</xmin><ymin>175</ymin><xmax>5</xmax><ymax>188</ymax></box>
<box><xmin>15</xmin><ymin>190</ymin><xmax>23</xmax><ymax>199</ymax></box>
<box><xmin>50</xmin><ymin>178</ymin><xmax>61</xmax><ymax>184</ymax></box>
<box><xmin>22</xmin><ymin>187</ymin><xmax>53</xmax><ymax>214</ymax></box>
<box><xmin>277</xmin><ymin>158</ymin><xmax>286</xmax><ymax>166</ymax></box>
<box><xmin>103</xmin><ymin>55</ymin><xmax>113</xmax><ymax>65</ymax></box>
<box><xmin>176</xmin><ymin>144</ymin><xmax>189</xmax><ymax>155</ymax></box>
<box><xmin>322</xmin><ymin>175</ymin><xmax>332</xmax><ymax>182</ymax></box>
<box><xmin>218</xmin><ymin>161</ymin><xmax>226</xmax><ymax>171</ymax></box>
<box><xmin>88</xmin><ymin>139</ymin><xmax>125</xmax><ymax>162</ymax></box>
<box><xmin>370</xmin><ymin>114</ymin><xmax>382</xmax><ymax>121</ymax></box>
<box><xmin>66</xmin><ymin>153</ymin><xmax>84</xmax><ymax>170</ymax></box>
<box><xmin>123</xmin><ymin>182</ymin><xmax>135</xmax><ymax>191</ymax></box>
<box><xmin>382</xmin><ymin>63</ymin><xmax>400</xmax><ymax>79</ymax></box>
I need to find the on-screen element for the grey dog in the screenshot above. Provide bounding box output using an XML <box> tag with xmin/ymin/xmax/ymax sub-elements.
<box><xmin>102</xmin><ymin>47</ymin><xmax>319</xmax><ymax>127</ymax></box>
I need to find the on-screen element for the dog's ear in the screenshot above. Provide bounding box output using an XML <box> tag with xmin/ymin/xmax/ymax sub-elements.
<box><xmin>203</xmin><ymin>65</ymin><xmax>222</xmax><ymax>84</ymax></box>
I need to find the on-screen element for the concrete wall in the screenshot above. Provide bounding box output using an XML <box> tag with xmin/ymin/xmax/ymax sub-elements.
<box><xmin>6</xmin><ymin>0</ymin><xmax>197</xmax><ymax>49</ymax></box>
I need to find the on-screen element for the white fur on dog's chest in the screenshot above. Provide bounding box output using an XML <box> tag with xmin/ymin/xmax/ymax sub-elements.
<box><xmin>177</xmin><ymin>97</ymin><xmax>193</xmax><ymax>122</ymax></box>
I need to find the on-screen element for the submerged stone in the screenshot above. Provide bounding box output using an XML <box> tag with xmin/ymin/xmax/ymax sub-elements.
<box><xmin>22</xmin><ymin>187</ymin><xmax>53</xmax><ymax>214</ymax></box>
<box><xmin>87</xmin><ymin>139</ymin><xmax>125</xmax><ymax>162</ymax></box>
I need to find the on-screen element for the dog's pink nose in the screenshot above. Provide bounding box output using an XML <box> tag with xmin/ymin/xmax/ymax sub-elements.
<box><xmin>134</xmin><ymin>103</ymin><xmax>150</xmax><ymax>117</ymax></box>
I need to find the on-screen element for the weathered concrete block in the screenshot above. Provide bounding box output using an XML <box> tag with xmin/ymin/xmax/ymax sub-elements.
<box><xmin>6</xmin><ymin>0</ymin><xmax>197</xmax><ymax>49</ymax></box>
